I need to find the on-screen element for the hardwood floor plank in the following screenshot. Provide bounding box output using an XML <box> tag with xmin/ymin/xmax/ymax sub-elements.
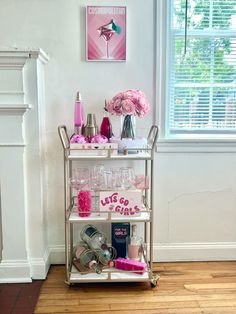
<box><xmin>109</xmin><ymin>300</ymin><xmax>199</xmax><ymax>310</ymax></box>
<box><xmin>34</xmin><ymin>304</ymin><xmax>110</xmax><ymax>313</ymax></box>
<box><xmin>35</xmin><ymin>262</ymin><xmax>236</xmax><ymax>314</ymax></box>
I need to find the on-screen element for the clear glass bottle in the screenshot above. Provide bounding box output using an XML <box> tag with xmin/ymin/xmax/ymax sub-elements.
<box><xmin>80</xmin><ymin>224</ymin><xmax>107</xmax><ymax>251</ymax></box>
<box><xmin>95</xmin><ymin>247</ymin><xmax>116</xmax><ymax>267</ymax></box>
<box><xmin>127</xmin><ymin>224</ymin><xmax>143</xmax><ymax>261</ymax></box>
<box><xmin>80</xmin><ymin>225</ymin><xmax>116</xmax><ymax>266</ymax></box>
<box><xmin>73</xmin><ymin>242</ymin><xmax>102</xmax><ymax>274</ymax></box>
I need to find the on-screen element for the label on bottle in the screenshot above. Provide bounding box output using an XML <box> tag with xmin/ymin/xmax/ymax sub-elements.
<box><xmin>84</xmin><ymin>225</ymin><xmax>97</xmax><ymax>238</ymax></box>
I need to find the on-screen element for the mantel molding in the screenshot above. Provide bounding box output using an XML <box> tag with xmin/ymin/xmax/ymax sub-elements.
<box><xmin>0</xmin><ymin>48</ymin><xmax>49</xmax><ymax>69</ymax></box>
<box><xmin>0</xmin><ymin>104</ymin><xmax>30</xmax><ymax>115</ymax></box>
<box><xmin>29</xmin><ymin>48</ymin><xmax>49</xmax><ymax>64</ymax></box>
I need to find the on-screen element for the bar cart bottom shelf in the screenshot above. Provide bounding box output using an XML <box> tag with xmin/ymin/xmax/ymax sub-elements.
<box><xmin>69</xmin><ymin>266</ymin><xmax>156</xmax><ymax>284</ymax></box>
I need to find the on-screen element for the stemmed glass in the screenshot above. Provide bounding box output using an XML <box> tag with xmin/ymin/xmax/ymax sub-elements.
<box><xmin>70</xmin><ymin>168</ymin><xmax>89</xmax><ymax>190</ymax></box>
<box><xmin>134</xmin><ymin>175</ymin><xmax>149</xmax><ymax>190</ymax></box>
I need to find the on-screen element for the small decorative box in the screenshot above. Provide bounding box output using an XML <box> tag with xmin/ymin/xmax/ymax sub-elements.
<box><xmin>110</xmin><ymin>137</ymin><xmax>147</xmax><ymax>153</ymax></box>
<box><xmin>112</xmin><ymin>223</ymin><xmax>130</xmax><ymax>258</ymax></box>
<box><xmin>99</xmin><ymin>190</ymin><xmax>142</xmax><ymax>216</ymax></box>
<box><xmin>70</xmin><ymin>143</ymin><xmax>118</xmax><ymax>156</ymax></box>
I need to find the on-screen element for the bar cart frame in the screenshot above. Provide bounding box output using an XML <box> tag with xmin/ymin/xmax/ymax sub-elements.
<box><xmin>58</xmin><ymin>125</ymin><xmax>159</xmax><ymax>287</ymax></box>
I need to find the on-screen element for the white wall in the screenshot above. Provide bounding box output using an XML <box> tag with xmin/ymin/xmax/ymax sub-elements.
<box><xmin>0</xmin><ymin>0</ymin><xmax>235</xmax><ymax>266</ymax></box>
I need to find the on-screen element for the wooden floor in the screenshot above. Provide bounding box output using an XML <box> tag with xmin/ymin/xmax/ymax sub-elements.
<box><xmin>35</xmin><ymin>262</ymin><xmax>236</xmax><ymax>314</ymax></box>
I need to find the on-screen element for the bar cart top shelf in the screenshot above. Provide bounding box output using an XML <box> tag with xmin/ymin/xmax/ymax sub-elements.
<box><xmin>58</xmin><ymin>125</ymin><xmax>159</xmax><ymax>160</ymax></box>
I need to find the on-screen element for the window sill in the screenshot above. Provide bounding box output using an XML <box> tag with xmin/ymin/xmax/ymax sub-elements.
<box><xmin>156</xmin><ymin>137</ymin><xmax>236</xmax><ymax>153</ymax></box>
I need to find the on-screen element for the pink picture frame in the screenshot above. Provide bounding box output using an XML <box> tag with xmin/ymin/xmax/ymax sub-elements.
<box><xmin>86</xmin><ymin>6</ymin><xmax>126</xmax><ymax>62</ymax></box>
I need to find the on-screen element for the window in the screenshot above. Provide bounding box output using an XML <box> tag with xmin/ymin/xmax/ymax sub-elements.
<box><xmin>167</xmin><ymin>0</ymin><xmax>236</xmax><ymax>137</ymax></box>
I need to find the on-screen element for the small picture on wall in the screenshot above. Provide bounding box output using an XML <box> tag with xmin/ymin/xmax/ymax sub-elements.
<box><xmin>86</xmin><ymin>6</ymin><xmax>126</xmax><ymax>61</ymax></box>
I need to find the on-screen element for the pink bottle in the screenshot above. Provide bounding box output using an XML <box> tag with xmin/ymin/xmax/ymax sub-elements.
<box><xmin>100</xmin><ymin>110</ymin><xmax>112</xmax><ymax>140</ymax></box>
<box><xmin>74</xmin><ymin>92</ymin><xmax>84</xmax><ymax>134</ymax></box>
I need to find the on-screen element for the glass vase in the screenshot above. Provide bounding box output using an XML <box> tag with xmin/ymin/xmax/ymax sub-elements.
<box><xmin>120</xmin><ymin>115</ymin><xmax>136</xmax><ymax>139</ymax></box>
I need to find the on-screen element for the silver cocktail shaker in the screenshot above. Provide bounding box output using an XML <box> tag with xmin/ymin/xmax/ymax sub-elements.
<box><xmin>83</xmin><ymin>113</ymin><xmax>98</xmax><ymax>140</ymax></box>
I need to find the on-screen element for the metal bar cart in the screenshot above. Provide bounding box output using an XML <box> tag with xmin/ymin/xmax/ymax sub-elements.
<box><xmin>58</xmin><ymin>125</ymin><xmax>159</xmax><ymax>287</ymax></box>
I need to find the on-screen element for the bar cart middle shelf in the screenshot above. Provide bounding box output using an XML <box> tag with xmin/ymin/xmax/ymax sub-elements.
<box><xmin>58</xmin><ymin>125</ymin><xmax>159</xmax><ymax>287</ymax></box>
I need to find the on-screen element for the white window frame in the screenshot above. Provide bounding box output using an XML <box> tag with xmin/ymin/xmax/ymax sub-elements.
<box><xmin>155</xmin><ymin>0</ymin><xmax>236</xmax><ymax>151</ymax></box>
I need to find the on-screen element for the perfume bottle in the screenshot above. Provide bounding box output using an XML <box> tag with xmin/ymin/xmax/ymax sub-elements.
<box><xmin>74</xmin><ymin>91</ymin><xmax>84</xmax><ymax>134</ymax></box>
<box><xmin>127</xmin><ymin>224</ymin><xmax>143</xmax><ymax>261</ymax></box>
<box><xmin>100</xmin><ymin>110</ymin><xmax>112</xmax><ymax>140</ymax></box>
<box><xmin>73</xmin><ymin>242</ymin><xmax>102</xmax><ymax>274</ymax></box>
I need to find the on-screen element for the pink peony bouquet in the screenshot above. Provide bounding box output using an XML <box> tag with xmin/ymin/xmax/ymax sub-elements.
<box><xmin>106</xmin><ymin>89</ymin><xmax>150</xmax><ymax>118</ymax></box>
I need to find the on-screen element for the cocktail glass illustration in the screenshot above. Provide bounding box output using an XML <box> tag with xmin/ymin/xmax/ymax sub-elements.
<box><xmin>97</xmin><ymin>19</ymin><xmax>121</xmax><ymax>59</ymax></box>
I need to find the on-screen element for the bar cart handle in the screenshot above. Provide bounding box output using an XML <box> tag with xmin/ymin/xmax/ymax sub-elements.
<box><xmin>58</xmin><ymin>125</ymin><xmax>70</xmax><ymax>149</ymax></box>
<box><xmin>147</xmin><ymin>125</ymin><xmax>159</xmax><ymax>149</ymax></box>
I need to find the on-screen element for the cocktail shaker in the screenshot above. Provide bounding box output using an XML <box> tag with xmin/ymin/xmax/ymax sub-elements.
<box><xmin>83</xmin><ymin>113</ymin><xmax>98</xmax><ymax>140</ymax></box>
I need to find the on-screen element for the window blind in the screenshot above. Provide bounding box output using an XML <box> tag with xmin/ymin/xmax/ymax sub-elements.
<box><xmin>168</xmin><ymin>0</ymin><xmax>236</xmax><ymax>135</ymax></box>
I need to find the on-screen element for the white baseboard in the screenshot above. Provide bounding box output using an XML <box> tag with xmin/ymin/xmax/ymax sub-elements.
<box><xmin>30</xmin><ymin>247</ymin><xmax>51</xmax><ymax>279</ymax></box>
<box><xmin>49</xmin><ymin>245</ymin><xmax>65</xmax><ymax>264</ymax></box>
<box><xmin>154</xmin><ymin>242</ymin><xmax>236</xmax><ymax>261</ymax></box>
<box><xmin>1</xmin><ymin>243</ymin><xmax>235</xmax><ymax>282</ymax></box>
<box><xmin>0</xmin><ymin>247</ymin><xmax>51</xmax><ymax>282</ymax></box>
<box><xmin>0</xmin><ymin>259</ymin><xmax>31</xmax><ymax>283</ymax></box>
<box><xmin>48</xmin><ymin>242</ymin><xmax>236</xmax><ymax>265</ymax></box>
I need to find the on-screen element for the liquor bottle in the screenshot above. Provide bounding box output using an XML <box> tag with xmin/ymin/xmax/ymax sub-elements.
<box><xmin>80</xmin><ymin>224</ymin><xmax>116</xmax><ymax>266</ymax></box>
<box><xmin>127</xmin><ymin>224</ymin><xmax>143</xmax><ymax>261</ymax></box>
<box><xmin>80</xmin><ymin>224</ymin><xmax>107</xmax><ymax>251</ymax></box>
<box><xmin>100</xmin><ymin>110</ymin><xmax>112</xmax><ymax>140</ymax></box>
<box><xmin>74</xmin><ymin>91</ymin><xmax>84</xmax><ymax>134</ymax></box>
<box><xmin>73</xmin><ymin>242</ymin><xmax>102</xmax><ymax>274</ymax></box>
<box><xmin>95</xmin><ymin>247</ymin><xmax>116</xmax><ymax>267</ymax></box>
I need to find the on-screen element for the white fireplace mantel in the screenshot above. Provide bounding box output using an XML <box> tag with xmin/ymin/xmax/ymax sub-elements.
<box><xmin>0</xmin><ymin>48</ymin><xmax>49</xmax><ymax>68</ymax></box>
<box><xmin>0</xmin><ymin>48</ymin><xmax>49</xmax><ymax>282</ymax></box>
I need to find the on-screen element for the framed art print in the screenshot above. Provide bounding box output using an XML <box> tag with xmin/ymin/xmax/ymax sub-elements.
<box><xmin>86</xmin><ymin>6</ymin><xmax>126</xmax><ymax>61</ymax></box>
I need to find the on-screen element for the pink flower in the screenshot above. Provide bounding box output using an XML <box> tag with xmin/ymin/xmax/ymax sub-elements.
<box><xmin>122</xmin><ymin>99</ymin><xmax>135</xmax><ymax>115</ymax></box>
<box><xmin>113</xmin><ymin>99</ymin><xmax>123</xmax><ymax>115</ymax></box>
<box><xmin>107</xmin><ymin>89</ymin><xmax>150</xmax><ymax>118</ymax></box>
<box><xmin>105</xmin><ymin>100</ymin><xmax>115</xmax><ymax>114</ymax></box>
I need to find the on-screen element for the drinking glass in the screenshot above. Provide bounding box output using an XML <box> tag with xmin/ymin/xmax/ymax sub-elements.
<box><xmin>91</xmin><ymin>164</ymin><xmax>105</xmax><ymax>214</ymax></box>
<box><xmin>91</xmin><ymin>164</ymin><xmax>105</xmax><ymax>191</ymax></box>
<box><xmin>111</xmin><ymin>168</ymin><xmax>122</xmax><ymax>190</ymax></box>
<box><xmin>120</xmin><ymin>167</ymin><xmax>135</xmax><ymax>189</ymax></box>
<box><xmin>104</xmin><ymin>170</ymin><xmax>112</xmax><ymax>190</ymax></box>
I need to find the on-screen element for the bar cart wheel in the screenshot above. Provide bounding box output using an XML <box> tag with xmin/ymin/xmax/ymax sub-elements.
<box><xmin>65</xmin><ymin>280</ymin><xmax>74</xmax><ymax>286</ymax></box>
<box><xmin>150</xmin><ymin>273</ymin><xmax>160</xmax><ymax>288</ymax></box>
